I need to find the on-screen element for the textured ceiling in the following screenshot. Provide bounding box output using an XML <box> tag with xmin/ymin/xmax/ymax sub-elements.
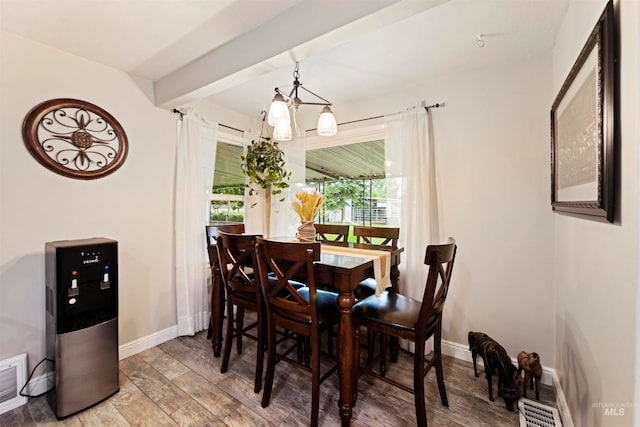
<box><xmin>213</xmin><ymin>140</ymin><xmax>385</xmax><ymax>188</ymax></box>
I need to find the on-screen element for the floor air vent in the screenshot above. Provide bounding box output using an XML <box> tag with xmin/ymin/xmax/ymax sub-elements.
<box><xmin>0</xmin><ymin>353</ymin><xmax>28</xmax><ymax>415</ymax></box>
<box><xmin>519</xmin><ymin>398</ymin><xmax>562</xmax><ymax>427</ymax></box>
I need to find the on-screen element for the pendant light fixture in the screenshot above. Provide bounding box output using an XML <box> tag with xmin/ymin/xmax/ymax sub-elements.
<box><xmin>267</xmin><ymin>61</ymin><xmax>337</xmax><ymax>141</ymax></box>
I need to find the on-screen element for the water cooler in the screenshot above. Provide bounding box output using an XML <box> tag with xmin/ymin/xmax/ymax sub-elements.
<box><xmin>45</xmin><ymin>238</ymin><xmax>119</xmax><ymax>418</ymax></box>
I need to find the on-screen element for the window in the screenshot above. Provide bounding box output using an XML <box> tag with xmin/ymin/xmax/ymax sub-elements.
<box><xmin>304</xmin><ymin>119</ymin><xmax>398</xmax><ymax>227</ymax></box>
<box><xmin>210</xmin><ymin>128</ymin><xmax>245</xmax><ymax>223</ymax></box>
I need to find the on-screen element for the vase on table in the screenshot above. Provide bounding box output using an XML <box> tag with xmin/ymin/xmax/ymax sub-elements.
<box><xmin>297</xmin><ymin>221</ymin><xmax>316</xmax><ymax>242</ymax></box>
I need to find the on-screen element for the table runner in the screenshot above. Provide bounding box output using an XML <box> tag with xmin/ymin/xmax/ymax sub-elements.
<box><xmin>321</xmin><ymin>245</ymin><xmax>391</xmax><ymax>296</ymax></box>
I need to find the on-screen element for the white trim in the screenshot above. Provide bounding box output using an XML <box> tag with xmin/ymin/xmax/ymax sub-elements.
<box><xmin>440</xmin><ymin>339</ymin><xmax>573</xmax><ymax>427</ymax></box>
<box><xmin>118</xmin><ymin>325</ymin><xmax>179</xmax><ymax>360</ymax></box>
<box><xmin>210</xmin><ymin>193</ymin><xmax>243</xmax><ymax>202</ymax></box>
<box><xmin>441</xmin><ymin>339</ymin><xmax>553</xmax><ymax>386</ymax></box>
<box><xmin>19</xmin><ymin>326</ymin><xmax>180</xmax><ymax>403</ymax></box>
<box><xmin>0</xmin><ymin>353</ymin><xmax>27</xmax><ymax>415</ymax></box>
<box><xmin>20</xmin><ymin>371</ymin><xmax>54</xmax><ymax>398</ymax></box>
<box><xmin>217</xmin><ymin>127</ymin><xmax>244</xmax><ymax>146</ymax></box>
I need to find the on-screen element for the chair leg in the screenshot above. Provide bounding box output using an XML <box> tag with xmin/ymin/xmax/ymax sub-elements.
<box><xmin>413</xmin><ymin>339</ymin><xmax>427</xmax><ymax>427</ymax></box>
<box><xmin>261</xmin><ymin>319</ymin><xmax>277</xmax><ymax>408</ymax></box>
<box><xmin>236</xmin><ymin>307</ymin><xmax>244</xmax><ymax>354</ymax></box>
<box><xmin>434</xmin><ymin>324</ymin><xmax>448</xmax><ymax>407</ymax></box>
<box><xmin>220</xmin><ymin>301</ymin><xmax>234</xmax><ymax>373</ymax></box>
<box><xmin>366</xmin><ymin>328</ymin><xmax>375</xmax><ymax>364</ymax></box>
<box><xmin>380</xmin><ymin>332</ymin><xmax>388</xmax><ymax>376</ymax></box>
<box><xmin>304</xmin><ymin>336</ymin><xmax>311</xmax><ymax>367</ymax></box>
<box><xmin>254</xmin><ymin>309</ymin><xmax>264</xmax><ymax>393</ymax></box>
<box><xmin>327</xmin><ymin>326</ymin><xmax>334</xmax><ymax>355</ymax></box>
<box><xmin>310</xmin><ymin>331</ymin><xmax>320</xmax><ymax>427</ymax></box>
<box><xmin>296</xmin><ymin>334</ymin><xmax>304</xmax><ymax>362</ymax></box>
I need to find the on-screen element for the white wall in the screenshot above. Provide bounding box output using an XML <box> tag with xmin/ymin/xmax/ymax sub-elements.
<box><xmin>552</xmin><ymin>1</ymin><xmax>638</xmax><ymax>426</ymax></box>
<box><xmin>338</xmin><ymin>53</ymin><xmax>556</xmax><ymax>362</ymax></box>
<box><xmin>0</xmin><ymin>31</ymin><xmax>179</xmax><ymax>371</ymax></box>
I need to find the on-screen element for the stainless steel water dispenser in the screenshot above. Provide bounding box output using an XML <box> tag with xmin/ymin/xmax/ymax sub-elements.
<box><xmin>45</xmin><ymin>238</ymin><xmax>119</xmax><ymax>418</ymax></box>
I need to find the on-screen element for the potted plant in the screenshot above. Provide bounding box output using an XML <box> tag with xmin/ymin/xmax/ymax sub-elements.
<box><xmin>240</xmin><ymin>137</ymin><xmax>291</xmax><ymax>234</ymax></box>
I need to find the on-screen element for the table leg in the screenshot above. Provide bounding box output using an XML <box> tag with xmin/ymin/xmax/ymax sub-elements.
<box><xmin>210</xmin><ymin>271</ymin><xmax>225</xmax><ymax>357</ymax></box>
<box><xmin>337</xmin><ymin>291</ymin><xmax>356</xmax><ymax>426</ymax></box>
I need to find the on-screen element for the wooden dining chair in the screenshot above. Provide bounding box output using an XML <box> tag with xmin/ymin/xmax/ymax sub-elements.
<box><xmin>255</xmin><ymin>238</ymin><xmax>339</xmax><ymax>427</ymax></box>
<box><xmin>205</xmin><ymin>223</ymin><xmax>245</xmax><ymax>356</ymax></box>
<box><xmin>216</xmin><ymin>231</ymin><xmax>264</xmax><ymax>393</ymax></box>
<box><xmin>315</xmin><ymin>223</ymin><xmax>349</xmax><ymax>246</ymax></box>
<box><xmin>352</xmin><ymin>225</ymin><xmax>400</xmax><ymax>300</ymax></box>
<box><xmin>353</xmin><ymin>237</ymin><xmax>457</xmax><ymax>427</ymax></box>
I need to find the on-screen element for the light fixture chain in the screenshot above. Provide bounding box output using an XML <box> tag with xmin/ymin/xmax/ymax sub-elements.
<box><xmin>293</xmin><ymin>61</ymin><xmax>300</xmax><ymax>80</ymax></box>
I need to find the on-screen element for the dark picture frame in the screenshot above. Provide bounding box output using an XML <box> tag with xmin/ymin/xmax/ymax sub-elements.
<box><xmin>551</xmin><ymin>0</ymin><xmax>616</xmax><ymax>222</ymax></box>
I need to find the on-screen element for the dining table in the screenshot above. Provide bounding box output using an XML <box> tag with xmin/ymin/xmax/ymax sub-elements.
<box><xmin>208</xmin><ymin>239</ymin><xmax>403</xmax><ymax>426</ymax></box>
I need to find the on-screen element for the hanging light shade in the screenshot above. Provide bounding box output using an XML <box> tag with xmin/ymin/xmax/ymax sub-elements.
<box><xmin>273</xmin><ymin>121</ymin><xmax>292</xmax><ymax>141</ymax></box>
<box><xmin>268</xmin><ymin>92</ymin><xmax>290</xmax><ymax>126</ymax></box>
<box><xmin>267</xmin><ymin>62</ymin><xmax>337</xmax><ymax>138</ymax></box>
<box><xmin>317</xmin><ymin>106</ymin><xmax>337</xmax><ymax>136</ymax></box>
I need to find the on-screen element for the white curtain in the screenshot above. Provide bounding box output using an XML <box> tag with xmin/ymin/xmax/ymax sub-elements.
<box><xmin>385</xmin><ymin>105</ymin><xmax>440</xmax><ymax>301</ymax></box>
<box><xmin>175</xmin><ymin>109</ymin><xmax>218</xmax><ymax>336</ymax></box>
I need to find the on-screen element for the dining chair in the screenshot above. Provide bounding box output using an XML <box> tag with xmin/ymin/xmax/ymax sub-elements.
<box><xmin>315</xmin><ymin>223</ymin><xmax>349</xmax><ymax>246</ymax></box>
<box><xmin>353</xmin><ymin>237</ymin><xmax>457</xmax><ymax>427</ymax></box>
<box><xmin>255</xmin><ymin>238</ymin><xmax>339</xmax><ymax>427</ymax></box>
<box><xmin>352</xmin><ymin>225</ymin><xmax>400</xmax><ymax>300</ymax></box>
<box><xmin>205</xmin><ymin>223</ymin><xmax>245</xmax><ymax>354</ymax></box>
<box><xmin>216</xmin><ymin>231</ymin><xmax>264</xmax><ymax>393</ymax></box>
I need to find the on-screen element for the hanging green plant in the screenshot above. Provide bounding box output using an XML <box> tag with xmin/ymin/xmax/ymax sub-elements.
<box><xmin>240</xmin><ymin>138</ymin><xmax>291</xmax><ymax>203</ymax></box>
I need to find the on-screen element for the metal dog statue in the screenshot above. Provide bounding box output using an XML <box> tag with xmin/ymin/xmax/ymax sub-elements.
<box><xmin>517</xmin><ymin>351</ymin><xmax>542</xmax><ymax>400</ymax></box>
<box><xmin>468</xmin><ymin>331</ymin><xmax>521</xmax><ymax>411</ymax></box>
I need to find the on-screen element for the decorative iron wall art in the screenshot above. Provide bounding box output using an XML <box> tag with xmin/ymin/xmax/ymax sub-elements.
<box><xmin>23</xmin><ymin>98</ymin><xmax>128</xmax><ymax>179</ymax></box>
<box><xmin>550</xmin><ymin>0</ymin><xmax>616</xmax><ymax>222</ymax></box>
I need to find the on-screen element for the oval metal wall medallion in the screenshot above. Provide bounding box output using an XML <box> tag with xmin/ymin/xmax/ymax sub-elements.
<box><xmin>22</xmin><ymin>98</ymin><xmax>128</xmax><ymax>179</ymax></box>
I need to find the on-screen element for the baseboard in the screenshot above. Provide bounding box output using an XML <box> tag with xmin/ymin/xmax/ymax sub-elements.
<box><xmin>20</xmin><ymin>371</ymin><xmax>54</xmax><ymax>398</ymax></box>
<box><xmin>441</xmin><ymin>339</ymin><xmax>573</xmax><ymax>426</ymax></box>
<box><xmin>18</xmin><ymin>325</ymin><xmax>179</xmax><ymax>406</ymax></box>
<box><xmin>441</xmin><ymin>339</ymin><xmax>553</xmax><ymax>386</ymax></box>
<box><xmin>118</xmin><ymin>325</ymin><xmax>179</xmax><ymax>360</ymax></box>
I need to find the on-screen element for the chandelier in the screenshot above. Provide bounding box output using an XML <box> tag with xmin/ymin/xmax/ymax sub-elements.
<box><xmin>267</xmin><ymin>61</ymin><xmax>337</xmax><ymax>141</ymax></box>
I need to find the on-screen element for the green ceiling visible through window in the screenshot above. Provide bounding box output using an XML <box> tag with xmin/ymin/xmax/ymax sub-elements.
<box><xmin>212</xmin><ymin>140</ymin><xmax>385</xmax><ymax>189</ymax></box>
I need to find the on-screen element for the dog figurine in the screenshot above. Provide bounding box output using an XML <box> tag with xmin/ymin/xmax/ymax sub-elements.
<box><xmin>468</xmin><ymin>332</ymin><xmax>521</xmax><ymax>411</ymax></box>
<box><xmin>517</xmin><ymin>351</ymin><xmax>542</xmax><ymax>400</ymax></box>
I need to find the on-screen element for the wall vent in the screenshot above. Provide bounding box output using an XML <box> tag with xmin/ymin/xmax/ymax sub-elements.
<box><xmin>0</xmin><ymin>353</ymin><xmax>28</xmax><ymax>415</ymax></box>
<box><xmin>519</xmin><ymin>398</ymin><xmax>563</xmax><ymax>427</ymax></box>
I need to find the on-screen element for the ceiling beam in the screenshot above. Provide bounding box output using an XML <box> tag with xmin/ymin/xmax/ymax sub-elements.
<box><xmin>153</xmin><ymin>0</ymin><xmax>449</xmax><ymax>109</ymax></box>
<box><xmin>154</xmin><ymin>0</ymin><xmax>400</xmax><ymax>108</ymax></box>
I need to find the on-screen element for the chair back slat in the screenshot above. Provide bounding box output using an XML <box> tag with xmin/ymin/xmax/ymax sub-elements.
<box><xmin>217</xmin><ymin>231</ymin><xmax>261</xmax><ymax>297</ymax></box>
<box><xmin>205</xmin><ymin>224</ymin><xmax>245</xmax><ymax>268</ymax></box>
<box><xmin>315</xmin><ymin>224</ymin><xmax>349</xmax><ymax>246</ymax></box>
<box><xmin>256</xmin><ymin>238</ymin><xmax>321</xmax><ymax>319</ymax></box>
<box><xmin>353</xmin><ymin>226</ymin><xmax>399</xmax><ymax>251</ymax></box>
<box><xmin>419</xmin><ymin>238</ymin><xmax>457</xmax><ymax>329</ymax></box>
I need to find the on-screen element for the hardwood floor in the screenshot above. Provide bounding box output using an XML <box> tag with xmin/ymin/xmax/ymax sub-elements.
<box><xmin>1</xmin><ymin>321</ymin><xmax>556</xmax><ymax>426</ymax></box>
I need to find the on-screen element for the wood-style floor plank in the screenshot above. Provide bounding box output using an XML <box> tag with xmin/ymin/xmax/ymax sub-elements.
<box><xmin>1</xmin><ymin>318</ymin><xmax>556</xmax><ymax>427</ymax></box>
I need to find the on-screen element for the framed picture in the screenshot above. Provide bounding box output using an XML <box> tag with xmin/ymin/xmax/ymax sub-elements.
<box><xmin>551</xmin><ymin>0</ymin><xmax>616</xmax><ymax>223</ymax></box>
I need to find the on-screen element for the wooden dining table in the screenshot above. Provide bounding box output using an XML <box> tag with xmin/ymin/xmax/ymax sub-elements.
<box><xmin>209</xmin><ymin>240</ymin><xmax>403</xmax><ymax>426</ymax></box>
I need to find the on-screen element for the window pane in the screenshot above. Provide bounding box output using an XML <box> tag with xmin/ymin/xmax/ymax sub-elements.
<box><xmin>211</xmin><ymin>142</ymin><xmax>244</xmax><ymax>223</ymax></box>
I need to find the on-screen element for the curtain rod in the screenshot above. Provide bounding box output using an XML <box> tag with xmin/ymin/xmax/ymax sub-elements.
<box><xmin>307</xmin><ymin>102</ymin><xmax>445</xmax><ymax>131</ymax></box>
<box><xmin>172</xmin><ymin>109</ymin><xmax>244</xmax><ymax>134</ymax></box>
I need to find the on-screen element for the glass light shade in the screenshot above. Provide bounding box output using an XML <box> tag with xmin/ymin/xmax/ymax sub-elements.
<box><xmin>267</xmin><ymin>93</ymin><xmax>290</xmax><ymax>126</ymax></box>
<box><xmin>273</xmin><ymin>121</ymin><xmax>292</xmax><ymax>141</ymax></box>
<box><xmin>317</xmin><ymin>106</ymin><xmax>337</xmax><ymax>136</ymax></box>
